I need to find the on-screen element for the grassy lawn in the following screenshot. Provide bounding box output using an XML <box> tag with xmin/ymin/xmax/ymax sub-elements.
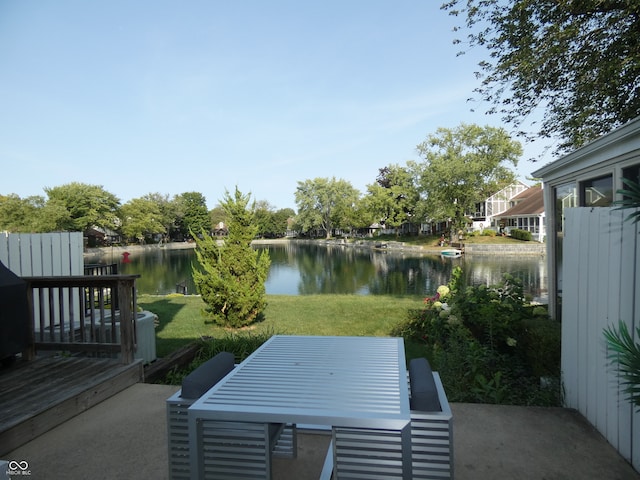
<box><xmin>139</xmin><ymin>293</ymin><xmax>425</xmax><ymax>358</ymax></box>
<box><xmin>140</xmin><ymin>290</ymin><xmax>560</xmax><ymax>406</ymax></box>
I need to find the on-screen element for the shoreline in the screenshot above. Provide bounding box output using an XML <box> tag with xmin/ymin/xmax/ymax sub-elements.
<box><xmin>84</xmin><ymin>237</ymin><xmax>545</xmax><ymax>258</ymax></box>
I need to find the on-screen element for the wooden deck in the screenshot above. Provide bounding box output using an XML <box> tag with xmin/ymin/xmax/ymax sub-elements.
<box><xmin>0</xmin><ymin>354</ymin><xmax>143</xmax><ymax>456</ymax></box>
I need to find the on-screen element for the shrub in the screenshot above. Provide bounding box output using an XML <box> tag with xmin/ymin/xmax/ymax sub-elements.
<box><xmin>481</xmin><ymin>229</ymin><xmax>496</xmax><ymax>236</ymax></box>
<box><xmin>520</xmin><ymin>317</ymin><xmax>561</xmax><ymax>378</ymax></box>
<box><xmin>192</xmin><ymin>188</ymin><xmax>271</xmax><ymax>328</ymax></box>
<box><xmin>394</xmin><ymin>266</ymin><xmax>561</xmax><ymax>406</ymax></box>
<box><xmin>510</xmin><ymin>228</ymin><xmax>533</xmax><ymax>241</ymax></box>
<box><xmin>449</xmin><ymin>273</ymin><xmax>529</xmax><ymax>352</ymax></box>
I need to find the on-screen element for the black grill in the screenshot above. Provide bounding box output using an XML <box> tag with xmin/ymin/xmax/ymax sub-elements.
<box><xmin>0</xmin><ymin>260</ymin><xmax>30</xmax><ymax>360</ymax></box>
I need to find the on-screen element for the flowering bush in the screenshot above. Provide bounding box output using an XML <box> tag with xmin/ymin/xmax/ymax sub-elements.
<box><xmin>392</xmin><ymin>266</ymin><xmax>561</xmax><ymax>405</ymax></box>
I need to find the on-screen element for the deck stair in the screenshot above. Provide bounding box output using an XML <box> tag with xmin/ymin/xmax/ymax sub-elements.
<box><xmin>0</xmin><ymin>354</ymin><xmax>142</xmax><ymax>456</ymax></box>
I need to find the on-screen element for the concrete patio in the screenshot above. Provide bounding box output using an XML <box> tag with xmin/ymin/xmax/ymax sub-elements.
<box><xmin>4</xmin><ymin>383</ymin><xmax>639</xmax><ymax>480</ymax></box>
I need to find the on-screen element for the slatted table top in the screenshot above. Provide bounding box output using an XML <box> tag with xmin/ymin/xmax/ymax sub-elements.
<box><xmin>189</xmin><ymin>335</ymin><xmax>411</xmax><ymax>429</ymax></box>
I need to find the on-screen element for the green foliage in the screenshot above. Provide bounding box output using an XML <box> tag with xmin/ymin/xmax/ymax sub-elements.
<box><xmin>251</xmin><ymin>202</ymin><xmax>295</xmax><ymax>238</ymax></box>
<box><xmin>414</xmin><ymin>124</ymin><xmax>520</xmax><ymax>234</ymax></box>
<box><xmin>44</xmin><ymin>182</ymin><xmax>121</xmax><ymax>232</ymax></box>
<box><xmin>120</xmin><ymin>197</ymin><xmax>165</xmax><ymax>244</ymax></box>
<box><xmin>0</xmin><ymin>194</ymin><xmax>53</xmax><ymax>232</ymax></box>
<box><xmin>362</xmin><ymin>165</ymin><xmax>420</xmax><ymax>234</ymax></box>
<box><xmin>481</xmin><ymin>229</ymin><xmax>496</xmax><ymax>236</ymax></box>
<box><xmin>521</xmin><ymin>317</ymin><xmax>562</xmax><ymax>378</ymax></box>
<box><xmin>142</xmin><ymin>192</ymin><xmax>182</xmax><ymax>242</ymax></box>
<box><xmin>472</xmin><ymin>371</ymin><xmax>508</xmax><ymax>404</ymax></box>
<box><xmin>272</xmin><ymin>208</ymin><xmax>296</xmax><ymax>236</ymax></box>
<box><xmin>393</xmin><ymin>266</ymin><xmax>561</xmax><ymax>405</ymax></box>
<box><xmin>294</xmin><ymin>177</ymin><xmax>360</xmax><ymax>238</ymax></box>
<box><xmin>441</xmin><ymin>1</ymin><xmax>640</xmax><ymax>154</ymax></box>
<box><xmin>452</xmin><ymin>273</ymin><xmax>529</xmax><ymax>352</ymax></box>
<box><xmin>176</xmin><ymin>191</ymin><xmax>211</xmax><ymax>238</ymax></box>
<box><xmin>614</xmin><ymin>177</ymin><xmax>640</xmax><ymax>224</ymax></box>
<box><xmin>192</xmin><ymin>188</ymin><xmax>270</xmax><ymax>328</ymax></box>
<box><xmin>510</xmin><ymin>229</ymin><xmax>532</xmax><ymax>241</ymax></box>
<box><xmin>604</xmin><ymin>321</ymin><xmax>640</xmax><ymax>410</ymax></box>
<box><xmin>198</xmin><ymin>329</ymin><xmax>275</xmax><ymax>363</ymax></box>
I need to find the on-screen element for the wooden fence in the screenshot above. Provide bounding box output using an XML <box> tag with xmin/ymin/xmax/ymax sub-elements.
<box><xmin>563</xmin><ymin>207</ymin><xmax>639</xmax><ymax>470</ymax></box>
<box><xmin>23</xmin><ymin>275</ymin><xmax>140</xmax><ymax>364</ymax></box>
<box><xmin>0</xmin><ymin>232</ymin><xmax>140</xmax><ymax>364</ymax></box>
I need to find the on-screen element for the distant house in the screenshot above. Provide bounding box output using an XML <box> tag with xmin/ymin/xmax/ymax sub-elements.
<box><xmin>417</xmin><ymin>181</ymin><xmax>532</xmax><ymax>237</ymax></box>
<box><xmin>470</xmin><ymin>181</ymin><xmax>530</xmax><ymax>232</ymax></box>
<box><xmin>84</xmin><ymin>226</ymin><xmax>121</xmax><ymax>248</ymax></box>
<box><xmin>212</xmin><ymin>222</ymin><xmax>228</xmax><ymax>237</ymax></box>
<box><xmin>494</xmin><ymin>185</ymin><xmax>545</xmax><ymax>242</ymax></box>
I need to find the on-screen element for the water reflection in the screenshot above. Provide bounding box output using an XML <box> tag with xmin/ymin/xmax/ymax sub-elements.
<box><xmin>86</xmin><ymin>243</ymin><xmax>546</xmax><ymax>300</ymax></box>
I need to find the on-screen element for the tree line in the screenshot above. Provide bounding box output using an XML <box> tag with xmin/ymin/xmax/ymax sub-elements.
<box><xmin>0</xmin><ymin>124</ymin><xmax>522</xmax><ymax>243</ymax></box>
<box><xmin>0</xmin><ymin>182</ymin><xmax>296</xmax><ymax>245</ymax></box>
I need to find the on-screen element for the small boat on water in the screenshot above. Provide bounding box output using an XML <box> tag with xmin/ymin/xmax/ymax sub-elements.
<box><xmin>440</xmin><ymin>249</ymin><xmax>462</xmax><ymax>258</ymax></box>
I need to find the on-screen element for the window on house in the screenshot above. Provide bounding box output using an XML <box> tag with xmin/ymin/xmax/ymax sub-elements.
<box><xmin>622</xmin><ymin>164</ymin><xmax>640</xmax><ymax>200</ymax></box>
<box><xmin>554</xmin><ymin>183</ymin><xmax>577</xmax><ymax>322</ymax></box>
<box><xmin>580</xmin><ymin>175</ymin><xmax>613</xmax><ymax>207</ymax></box>
<box><xmin>555</xmin><ymin>184</ymin><xmax>577</xmax><ymax>234</ymax></box>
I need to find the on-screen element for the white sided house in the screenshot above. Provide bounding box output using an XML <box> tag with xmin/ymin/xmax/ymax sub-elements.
<box><xmin>494</xmin><ymin>185</ymin><xmax>546</xmax><ymax>242</ymax></box>
<box><xmin>419</xmin><ymin>181</ymin><xmax>531</xmax><ymax>236</ymax></box>
<box><xmin>532</xmin><ymin>116</ymin><xmax>640</xmax><ymax>472</ymax></box>
<box><xmin>470</xmin><ymin>180</ymin><xmax>530</xmax><ymax>232</ymax></box>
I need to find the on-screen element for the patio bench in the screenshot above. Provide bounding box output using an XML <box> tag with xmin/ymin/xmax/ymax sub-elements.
<box><xmin>409</xmin><ymin>357</ymin><xmax>453</xmax><ymax>479</ymax></box>
<box><xmin>166</xmin><ymin>351</ymin><xmax>296</xmax><ymax>480</ymax></box>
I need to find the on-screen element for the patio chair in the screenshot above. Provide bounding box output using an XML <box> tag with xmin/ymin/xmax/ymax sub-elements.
<box><xmin>166</xmin><ymin>351</ymin><xmax>296</xmax><ymax>480</ymax></box>
<box><xmin>409</xmin><ymin>357</ymin><xmax>453</xmax><ymax>479</ymax></box>
<box><xmin>332</xmin><ymin>425</ymin><xmax>406</xmax><ymax>479</ymax></box>
<box><xmin>330</xmin><ymin>358</ymin><xmax>453</xmax><ymax>480</ymax></box>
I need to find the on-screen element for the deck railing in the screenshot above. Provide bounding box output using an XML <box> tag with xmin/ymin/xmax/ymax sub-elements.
<box><xmin>22</xmin><ymin>275</ymin><xmax>141</xmax><ymax>364</ymax></box>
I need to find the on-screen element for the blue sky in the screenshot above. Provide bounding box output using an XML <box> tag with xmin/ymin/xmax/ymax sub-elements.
<box><xmin>0</xmin><ymin>1</ymin><xmax>553</xmax><ymax>210</ymax></box>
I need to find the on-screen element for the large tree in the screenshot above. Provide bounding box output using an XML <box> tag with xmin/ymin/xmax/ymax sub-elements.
<box><xmin>415</xmin><ymin>124</ymin><xmax>521</xmax><ymax>234</ymax></box>
<box><xmin>0</xmin><ymin>194</ymin><xmax>44</xmax><ymax>232</ymax></box>
<box><xmin>175</xmin><ymin>191</ymin><xmax>211</xmax><ymax>238</ymax></box>
<box><xmin>191</xmin><ymin>188</ymin><xmax>270</xmax><ymax>328</ymax></box>
<box><xmin>141</xmin><ymin>193</ymin><xmax>180</xmax><ymax>242</ymax></box>
<box><xmin>272</xmin><ymin>208</ymin><xmax>296</xmax><ymax>237</ymax></box>
<box><xmin>295</xmin><ymin>177</ymin><xmax>360</xmax><ymax>238</ymax></box>
<box><xmin>44</xmin><ymin>182</ymin><xmax>121</xmax><ymax>232</ymax></box>
<box><xmin>363</xmin><ymin>165</ymin><xmax>420</xmax><ymax>235</ymax></box>
<box><xmin>253</xmin><ymin>200</ymin><xmax>278</xmax><ymax>238</ymax></box>
<box><xmin>442</xmin><ymin>1</ymin><xmax>640</xmax><ymax>153</ymax></box>
<box><xmin>120</xmin><ymin>197</ymin><xmax>165</xmax><ymax>244</ymax></box>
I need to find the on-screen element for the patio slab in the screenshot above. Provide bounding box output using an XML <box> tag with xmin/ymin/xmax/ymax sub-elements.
<box><xmin>3</xmin><ymin>383</ymin><xmax>639</xmax><ymax>480</ymax></box>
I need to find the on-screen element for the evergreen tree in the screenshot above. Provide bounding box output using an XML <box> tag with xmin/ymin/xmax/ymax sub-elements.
<box><xmin>191</xmin><ymin>188</ymin><xmax>270</xmax><ymax>328</ymax></box>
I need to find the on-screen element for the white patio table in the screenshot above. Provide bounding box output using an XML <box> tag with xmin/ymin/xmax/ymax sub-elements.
<box><xmin>187</xmin><ymin>335</ymin><xmax>412</xmax><ymax>479</ymax></box>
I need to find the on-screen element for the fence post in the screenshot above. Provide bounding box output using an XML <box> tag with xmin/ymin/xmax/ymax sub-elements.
<box><xmin>117</xmin><ymin>278</ymin><xmax>137</xmax><ymax>364</ymax></box>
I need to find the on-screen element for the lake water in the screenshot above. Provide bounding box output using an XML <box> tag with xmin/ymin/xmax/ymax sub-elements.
<box><xmin>85</xmin><ymin>243</ymin><xmax>548</xmax><ymax>300</ymax></box>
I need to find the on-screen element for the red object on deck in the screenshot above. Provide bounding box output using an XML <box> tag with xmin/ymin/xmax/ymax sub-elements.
<box><xmin>122</xmin><ymin>252</ymin><xmax>131</xmax><ymax>263</ymax></box>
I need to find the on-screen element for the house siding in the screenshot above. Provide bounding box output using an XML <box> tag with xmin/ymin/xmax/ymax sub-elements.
<box><xmin>533</xmin><ymin>115</ymin><xmax>640</xmax><ymax>473</ymax></box>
